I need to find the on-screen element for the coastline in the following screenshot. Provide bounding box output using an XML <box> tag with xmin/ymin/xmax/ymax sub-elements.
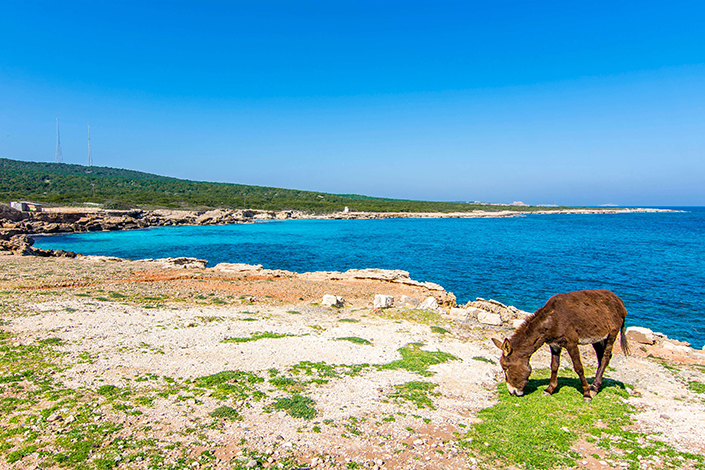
<box><xmin>0</xmin><ymin>204</ymin><xmax>681</xmax><ymax>252</ymax></box>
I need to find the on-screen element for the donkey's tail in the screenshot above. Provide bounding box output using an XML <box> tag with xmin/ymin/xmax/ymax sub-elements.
<box><xmin>620</xmin><ymin>320</ymin><xmax>630</xmax><ymax>356</ymax></box>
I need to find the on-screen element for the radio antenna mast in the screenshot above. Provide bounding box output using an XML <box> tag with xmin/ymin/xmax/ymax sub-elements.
<box><xmin>87</xmin><ymin>123</ymin><xmax>92</xmax><ymax>166</ymax></box>
<box><xmin>55</xmin><ymin>118</ymin><xmax>63</xmax><ymax>163</ymax></box>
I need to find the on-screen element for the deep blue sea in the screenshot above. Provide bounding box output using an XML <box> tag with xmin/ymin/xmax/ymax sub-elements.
<box><xmin>33</xmin><ymin>208</ymin><xmax>705</xmax><ymax>349</ymax></box>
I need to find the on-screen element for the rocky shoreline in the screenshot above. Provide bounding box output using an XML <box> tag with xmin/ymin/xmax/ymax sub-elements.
<box><xmin>0</xmin><ymin>204</ymin><xmax>679</xmax><ymax>258</ymax></box>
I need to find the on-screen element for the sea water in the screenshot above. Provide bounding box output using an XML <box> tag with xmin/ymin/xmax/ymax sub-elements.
<box><xmin>33</xmin><ymin>208</ymin><xmax>705</xmax><ymax>349</ymax></box>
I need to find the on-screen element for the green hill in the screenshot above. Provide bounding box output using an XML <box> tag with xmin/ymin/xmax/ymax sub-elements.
<box><xmin>0</xmin><ymin>157</ymin><xmax>559</xmax><ymax>213</ymax></box>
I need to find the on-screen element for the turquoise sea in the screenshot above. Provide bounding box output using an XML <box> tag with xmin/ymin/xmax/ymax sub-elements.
<box><xmin>33</xmin><ymin>208</ymin><xmax>705</xmax><ymax>349</ymax></box>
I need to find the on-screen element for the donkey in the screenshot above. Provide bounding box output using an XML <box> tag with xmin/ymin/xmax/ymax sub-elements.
<box><xmin>492</xmin><ymin>289</ymin><xmax>629</xmax><ymax>401</ymax></box>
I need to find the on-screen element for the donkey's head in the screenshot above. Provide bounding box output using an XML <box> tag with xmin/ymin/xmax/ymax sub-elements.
<box><xmin>492</xmin><ymin>337</ymin><xmax>531</xmax><ymax>396</ymax></box>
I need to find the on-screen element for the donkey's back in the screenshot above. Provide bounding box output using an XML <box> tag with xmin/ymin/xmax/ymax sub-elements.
<box><xmin>537</xmin><ymin>289</ymin><xmax>628</xmax><ymax>351</ymax></box>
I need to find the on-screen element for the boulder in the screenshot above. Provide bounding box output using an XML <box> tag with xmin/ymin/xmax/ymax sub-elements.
<box><xmin>398</xmin><ymin>295</ymin><xmax>420</xmax><ymax>307</ymax></box>
<box><xmin>477</xmin><ymin>311</ymin><xmax>502</xmax><ymax>326</ymax></box>
<box><xmin>467</xmin><ymin>298</ymin><xmax>531</xmax><ymax>323</ymax></box>
<box><xmin>511</xmin><ymin>319</ymin><xmax>526</xmax><ymax>329</ymax></box>
<box><xmin>374</xmin><ymin>294</ymin><xmax>394</xmax><ymax>309</ymax></box>
<box><xmin>448</xmin><ymin>307</ymin><xmax>468</xmax><ymax>322</ymax></box>
<box><xmin>465</xmin><ymin>307</ymin><xmax>485</xmax><ymax>320</ymax></box>
<box><xmin>155</xmin><ymin>257</ymin><xmax>208</xmax><ymax>269</ymax></box>
<box><xmin>322</xmin><ymin>295</ymin><xmax>344</xmax><ymax>307</ymax></box>
<box><xmin>662</xmin><ymin>340</ymin><xmax>692</xmax><ymax>355</ymax></box>
<box><xmin>626</xmin><ymin>326</ymin><xmax>656</xmax><ymax>345</ymax></box>
<box><xmin>418</xmin><ymin>297</ymin><xmax>439</xmax><ymax>311</ymax></box>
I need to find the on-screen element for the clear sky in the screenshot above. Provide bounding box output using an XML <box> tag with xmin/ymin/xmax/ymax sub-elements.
<box><xmin>1</xmin><ymin>1</ymin><xmax>704</xmax><ymax>206</ymax></box>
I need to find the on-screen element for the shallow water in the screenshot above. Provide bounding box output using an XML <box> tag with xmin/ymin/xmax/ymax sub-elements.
<box><xmin>33</xmin><ymin>208</ymin><xmax>705</xmax><ymax>348</ymax></box>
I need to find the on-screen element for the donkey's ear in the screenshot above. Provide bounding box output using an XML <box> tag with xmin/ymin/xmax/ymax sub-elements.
<box><xmin>502</xmin><ymin>338</ymin><xmax>512</xmax><ymax>356</ymax></box>
<box><xmin>491</xmin><ymin>338</ymin><xmax>503</xmax><ymax>350</ymax></box>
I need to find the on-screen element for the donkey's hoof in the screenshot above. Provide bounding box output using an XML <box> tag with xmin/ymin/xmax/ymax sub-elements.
<box><xmin>583</xmin><ymin>396</ymin><xmax>592</xmax><ymax>403</ymax></box>
<box><xmin>543</xmin><ymin>390</ymin><xmax>551</xmax><ymax>397</ymax></box>
<box><xmin>589</xmin><ymin>389</ymin><xmax>598</xmax><ymax>398</ymax></box>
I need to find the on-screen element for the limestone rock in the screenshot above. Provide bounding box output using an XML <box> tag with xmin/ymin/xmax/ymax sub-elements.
<box><xmin>467</xmin><ymin>298</ymin><xmax>531</xmax><ymax>323</ymax></box>
<box><xmin>213</xmin><ymin>263</ymin><xmax>264</xmax><ymax>273</ymax></box>
<box><xmin>465</xmin><ymin>307</ymin><xmax>484</xmax><ymax>320</ymax></box>
<box><xmin>374</xmin><ymin>295</ymin><xmax>394</xmax><ymax>309</ymax></box>
<box><xmin>398</xmin><ymin>295</ymin><xmax>420</xmax><ymax>307</ymax></box>
<box><xmin>448</xmin><ymin>307</ymin><xmax>468</xmax><ymax>322</ymax></box>
<box><xmin>477</xmin><ymin>311</ymin><xmax>502</xmax><ymax>326</ymax></box>
<box><xmin>418</xmin><ymin>297</ymin><xmax>439</xmax><ymax>311</ymax></box>
<box><xmin>626</xmin><ymin>326</ymin><xmax>656</xmax><ymax>345</ymax></box>
<box><xmin>322</xmin><ymin>295</ymin><xmax>344</xmax><ymax>307</ymax></box>
<box><xmin>155</xmin><ymin>257</ymin><xmax>208</xmax><ymax>269</ymax></box>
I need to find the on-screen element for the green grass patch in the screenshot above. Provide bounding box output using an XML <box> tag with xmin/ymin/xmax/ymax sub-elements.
<box><xmin>336</xmin><ymin>336</ymin><xmax>372</xmax><ymax>345</ymax></box>
<box><xmin>273</xmin><ymin>394</ymin><xmax>317</xmax><ymax>419</ymax></box>
<box><xmin>380</xmin><ymin>308</ymin><xmax>445</xmax><ymax>325</ymax></box>
<box><xmin>338</xmin><ymin>318</ymin><xmax>359</xmax><ymax>323</ymax></box>
<box><xmin>209</xmin><ymin>405</ymin><xmax>242</xmax><ymax>420</ymax></box>
<box><xmin>194</xmin><ymin>370</ymin><xmax>264</xmax><ymax>401</ymax></box>
<box><xmin>430</xmin><ymin>326</ymin><xmax>449</xmax><ymax>335</ymax></box>
<box><xmin>222</xmin><ymin>331</ymin><xmax>295</xmax><ymax>343</ymax></box>
<box><xmin>380</xmin><ymin>343</ymin><xmax>459</xmax><ymax>377</ymax></box>
<box><xmin>471</xmin><ymin>356</ymin><xmax>496</xmax><ymax>364</ymax></box>
<box><xmin>462</xmin><ymin>369</ymin><xmax>705</xmax><ymax>470</ymax></box>
<box><xmin>688</xmin><ymin>380</ymin><xmax>705</xmax><ymax>394</ymax></box>
<box><xmin>390</xmin><ymin>381</ymin><xmax>440</xmax><ymax>409</ymax></box>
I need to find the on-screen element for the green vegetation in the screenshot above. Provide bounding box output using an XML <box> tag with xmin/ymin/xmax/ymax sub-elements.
<box><xmin>209</xmin><ymin>405</ymin><xmax>242</xmax><ymax>421</ymax></box>
<box><xmin>0</xmin><ymin>157</ymin><xmax>580</xmax><ymax>213</ymax></box>
<box><xmin>462</xmin><ymin>369</ymin><xmax>705</xmax><ymax>470</ymax></box>
<box><xmin>273</xmin><ymin>394</ymin><xmax>318</xmax><ymax>419</ymax></box>
<box><xmin>471</xmin><ymin>356</ymin><xmax>496</xmax><ymax>364</ymax></box>
<box><xmin>380</xmin><ymin>343</ymin><xmax>459</xmax><ymax>377</ymax></box>
<box><xmin>379</xmin><ymin>308</ymin><xmax>448</xmax><ymax>325</ymax></box>
<box><xmin>390</xmin><ymin>381</ymin><xmax>440</xmax><ymax>409</ymax></box>
<box><xmin>689</xmin><ymin>380</ymin><xmax>705</xmax><ymax>394</ymax></box>
<box><xmin>221</xmin><ymin>331</ymin><xmax>296</xmax><ymax>343</ymax></box>
<box><xmin>430</xmin><ymin>326</ymin><xmax>449</xmax><ymax>335</ymax></box>
<box><xmin>335</xmin><ymin>336</ymin><xmax>372</xmax><ymax>345</ymax></box>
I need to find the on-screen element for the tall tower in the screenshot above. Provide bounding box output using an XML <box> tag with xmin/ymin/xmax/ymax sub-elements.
<box><xmin>87</xmin><ymin>123</ymin><xmax>92</xmax><ymax>166</ymax></box>
<box><xmin>55</xmin><ymin>118</ymin><xmax>63</xmax><ymax>163</ymax></box>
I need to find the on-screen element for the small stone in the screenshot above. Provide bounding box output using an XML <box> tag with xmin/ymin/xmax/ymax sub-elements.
<box><xmin>321</xmin><ymin>295</ymin><xmax>344</xmax><ymax>307</ymax></box>
<box><xmin>477</xmin><ymin>311</ymin><xmax>502</xmax><ymax>326</ymax></box>
<box><xmin>418</xmin><ymin>297</ymin><xmax>439</xmax><ymax>311</ymax></box>
<box><xmin>245</xmin><ymin>460</ymin><xmax>259</xmax><ymax>469</ymax></box>
<box><xmin>374</xmin><ymin>295</ymin><xmax>394</xmax><ymax>309</ymax></box>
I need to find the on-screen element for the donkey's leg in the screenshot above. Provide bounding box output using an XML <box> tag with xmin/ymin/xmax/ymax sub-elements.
<box><xmin>591</xmin><ymin>331</ymin><xmax>618</xmax><ymax>393</ymax></box>
<box><xmin>544</xmin><ymin>345</ymin><xmax>562</xmax><ymax>396</ymax></box>
<box><xmin>565</xmin><ymin>343</ymin><xmax>592</xmax><ymax>401</ymax></box>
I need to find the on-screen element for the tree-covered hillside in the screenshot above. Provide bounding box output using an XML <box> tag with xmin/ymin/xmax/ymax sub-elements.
<box><xmin>0</xmin><ymin>158</ymin><xmax>556</xmax><ymax>213</ymax></box>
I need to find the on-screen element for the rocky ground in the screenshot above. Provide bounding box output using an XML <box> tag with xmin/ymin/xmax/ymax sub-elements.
<box><xmin>1</xmin><ymin>255</ymin><xmax>704</xmax><ymax>470</ymax></box>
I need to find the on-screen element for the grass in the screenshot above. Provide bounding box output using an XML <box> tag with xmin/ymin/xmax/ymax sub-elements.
<box><xmin>430</xmin><ymin>326</ymin><xmax>449</xmax><ymax>335</ymax></box>
<box><xmin>689</xmin><ymin>380</ymin><xmax>705</xmax><ymax>394</ymax></box>
<box><xmin>471</xmin><ymin>355</ymin><xmax>496</xmax><ymax>364</ymax></box>
<box><xmin>209</xmin><ymin>405</ymin><xmax>242</xmax><ymax>420</ymax></box>
<box><xmin>222</xmin><ymin>331</ymin><xmax>296</xmax><ymax>343</ymax></box>
<box><xmin>462</xmin><ymin>369</ymin><xmax>705</xmax><ymax>470</ymax></box>
<box><xmin>379</xmin><ymin>308</ymin><xmax>446</xmax><ymax>325</ymax></box>
<box><xmin>273</xmin><ymin>394</ymin><xmax>318</xmax><ymax>419</ymax></box>
<box><xmin>338</xmin><ymin>318</ymin><xmax>360</xmax><ymax>323</ymax></box>
<box><xmin>336</xmin><ymin>336</ymin><xmax>372</xmax><ymax>345</ymax></box>
<box><xmin>380</xmin><ymin>343</ymin><xmax>459</xmax><ymax>377</ymax></box>
<box><xmin>390</xmin><ymin>381</ymin><xmax>440</xmax><ymax>409</ymax></box>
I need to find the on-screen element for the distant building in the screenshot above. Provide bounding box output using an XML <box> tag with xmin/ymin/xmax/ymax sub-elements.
<box><xmin>10</xmin><ymin>201</ymin><xmax>43</xmax><ymax>212</ymax></box>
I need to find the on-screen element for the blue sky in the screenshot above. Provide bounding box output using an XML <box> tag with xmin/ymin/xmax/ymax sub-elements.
<box><xmin>1</xmin><ymin>1</ymin><xmax>704</xmax><ymax>206</ymax></box>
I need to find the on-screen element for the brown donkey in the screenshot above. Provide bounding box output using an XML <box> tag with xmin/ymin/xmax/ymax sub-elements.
<box><xmin>492</xmin><ymin>289</ymin><xmax>629</xmax><ymax>401</ymax></box>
